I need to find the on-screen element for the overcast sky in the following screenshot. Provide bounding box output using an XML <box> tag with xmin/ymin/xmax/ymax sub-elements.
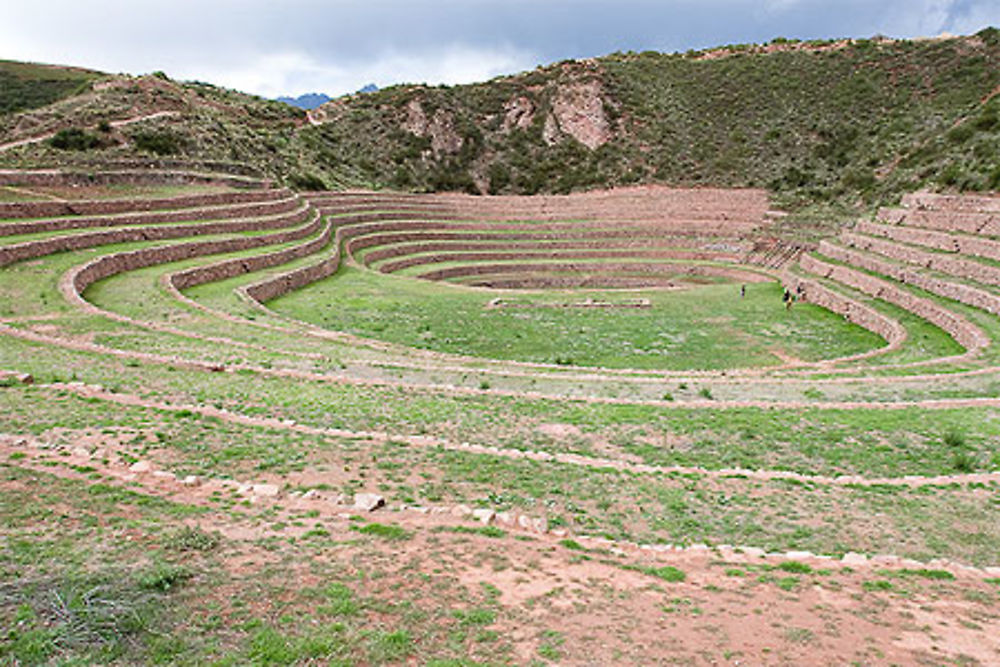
<box><xmin>2</xmin><ymin>1</ymin><xmax>998</xmax><ymax>98</ymax></box>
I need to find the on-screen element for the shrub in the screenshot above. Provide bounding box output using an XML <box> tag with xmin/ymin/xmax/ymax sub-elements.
<box><xmin>947</xmin><ymin>124</ymin><xmax>975</xmax><ymax>144</ymax></box>
<box><xmin>49</xmin><ymin>127</ymin><xmax>100</xmax><ymax>151</ymax></box>
<box><xmin>952</xmin><ymin>451</ymin><xmax>976</xmax><ymax>473</ymax></box>
<box><xmin>165</xmin><ymin>525</ymin><xmax>220</xmax><ymax>552</ymax></box>
<box><xmin>132</xmin><ymin>130</ymin><xmax>182</xmax><ymax>155</ymax></box>
<box><xmin>942</xmin><ymin>430</ymin><xmax>965</xmax><ymax>448</ymax></box>
<box><xmin>288</xmin><ymin>172</ymin><xmax>327</xmax><ymax>191</ymax></box>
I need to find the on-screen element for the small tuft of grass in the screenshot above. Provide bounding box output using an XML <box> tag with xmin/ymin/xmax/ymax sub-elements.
<box><xmin>633</xmin><ymin>565</ymin><xmax>686</xmax><ymax>583</ymax></box>
<box><xmin>436</xmin><ymin>525</ymin><xmax>507</xmax><ymax>539</ymax></box>
<box><xmin>952</xmin><ymin>451</ymin><xmax>977</xmax><ymax>473</ymax></box>
<box><xmin>352</xmin><ymin>522</ymin><xmax>411</xmax><ymax>541</ymax></box>
<box><xmin>862</xmin><ymin>579</ymin><xmax>894</xmax><ymax>592</ymax></box>
<box><xmin>777</xmin><ymin>561</ymin><xmax>813</xmax><ymax>574</ymax></box>
<box><xmin>164</xmin><ymin>525</ymin><xmax>220</xmax><ymax>552</ymax></box>
<box><xmin>899</xmin><ymin>568</ymin><xmax>956</xmax><ymax>581</ymax></box>
<box><xmin>943</xmin><ymin>430</ymin><xmax>966</xmax><ymax>448</ymax></box>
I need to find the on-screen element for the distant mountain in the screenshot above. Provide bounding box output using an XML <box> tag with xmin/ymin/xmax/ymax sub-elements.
<box><xmin>357</xmin><ymin>83</ymin><xmax>379</xmax><ymax>94</ymax></box>
<box><xmin>276</xmin><ymin>93</ymin><xmax>331</xmax><ymax>109</ymax></box>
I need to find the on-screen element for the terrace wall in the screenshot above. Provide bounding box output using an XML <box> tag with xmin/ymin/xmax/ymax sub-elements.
<box><xmin>0</xmin><ymin>205</ymin><xmax>312</xmax><ymax>267</ymax></box>
<box><xmin>0</xmin><ymin>196</ymin><xmax>301</xmax><ymax>236</ymax></box>
<box><xmin>800</xmin><ymin>254</ymin><xmax>988</xmax><ymax>352</ymax></box>
<box><xmin>0</xmin><ymin>187</ymin><xmax>287</xmax><ymax>220</ymax></box>
<box><xmin>818</xmin><ymin>241</ymin><xmax>1000</xmax><ymax>316</ymax></box>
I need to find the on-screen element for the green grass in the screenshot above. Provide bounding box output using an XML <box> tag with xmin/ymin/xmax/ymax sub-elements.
<box><xmin>271</xmin><ymin>265</ymin><xmax>882</xmax><ymax>370</ymax></box>
<box><xmin>0</xmin><ymin>59</ymin><xmax>101</xmax><ymax>115</ymax></box>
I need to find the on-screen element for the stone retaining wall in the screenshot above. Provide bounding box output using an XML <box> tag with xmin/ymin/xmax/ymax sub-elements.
<box><xmin>0</xmin><ymin>187</ymin><xmax>286</xmax><ymax>220</ymax></box>
<box><xmin>0</xmin><ymin>204</ymin><xmax>312</xmax><ymax>267</ymax></box>
<box><xmin>416</xmin><ymin>262</ymin><xmax>768</xmax><ymax>282</ymax></box>
<box><xmin>902</xmin><ymin>192</ymin><xmax>1000</xmax><ymax>213</ymax></box>
<box><xmin>800</xmin><ymin>254</ymin><xmax>988</xmax><ymax>352</ymax></box>
<box><xmin>0</xmin><ymin>169</ymin><xmax>267</xmax><ymax>190</ymax></box>
<box><xmin>0</xmin><ymin>196</ymin><xmax>300</xmax><ymax>237</ymax></box>
<box><xmin>360</xmin><ymin>238</ymin><xmax>736</xmax><ymax>266</ymax></box>
<box><xmin>855</xmin><ymin>220</ymin><xmax>1000</xmax><ymax>261</ymax></box>
<box><xmin>819</xmin><ymin>241</ymin><xmax>1000</xmax><ymax>316</ymax></box>
<box><xmin>877</xmin><ymin>206</ymin><xmax>999</xmax><ymax>234</ymax></box>
<box><xmin>243</xmin><ymin>186</ymin><xmax>767</xmax><ymax>306</ymax></box>
<box><xmin>841</xmin><ymin>232</ymin><xmax>1000</xmax><ymax>286</ymax></box>
<box><xmin>463</xmin><ymin>275</ymin><xmax>692</xmax><ymax>289</ymax></box>
<box><xmin>170</xmin><ymin>213</ymin><xmax>330</xmax><ymax>290</ymax></box>
<box><xmin>69</xmin><ymin>214</ymin><xmax>324</xmax><ymax>298</ymax></box>
<box><xmin>784</xmin><ymin>277</ymin><xmax>905</xmax><ymax>347</ymax></box>
<box><xmin>377</xmin><ymin>249</ymin><xmax>740</xmax><ymax>274</ymax></box>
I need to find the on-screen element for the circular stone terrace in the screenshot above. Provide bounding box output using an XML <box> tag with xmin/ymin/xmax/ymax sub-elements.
<box><xmin>2</xmin><ymin>169</ymin><xmax>1000</xmax><ymax>402</ymax></box>
<box><xmin>3</xmin><ymin>168</ymin><xmax>1000</xmax><ymax>664</ymax></box>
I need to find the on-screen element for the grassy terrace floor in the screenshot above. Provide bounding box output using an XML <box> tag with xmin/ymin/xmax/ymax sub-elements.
<box><xmin>270</xmin><ymin>265</ymin><xmax>882</xmax><ymax>370</ymax></box>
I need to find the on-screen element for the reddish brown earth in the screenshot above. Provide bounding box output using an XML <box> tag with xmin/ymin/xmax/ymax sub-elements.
<box><xmin>3</xmin><ymin>427</ymin><xmax>999</xmax><ymax>666</ymax></box>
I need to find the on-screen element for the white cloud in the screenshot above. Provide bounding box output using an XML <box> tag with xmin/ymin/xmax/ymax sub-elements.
<box><xmin>881</xmin><ymin>0</ymin><xmax>955</xmax><ymax>37</ymax></box>
<box><xmin>946</xmin><ymin>3</ymin><xmax>1000</xmax><ymax>35</ymax></box>
<box><xmin>178</xmin><ymin>46</ymin><xmax>538</xmax><ymax>98</ymax></box>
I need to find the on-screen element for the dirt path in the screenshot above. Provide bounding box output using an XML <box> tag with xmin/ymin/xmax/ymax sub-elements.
<box><xmin>3</xmin><ymin>428</ymin><xmax>999</xmax><ymax>579</ymax></box>
<box><xmin>0</xmin><ymin>110</ymin><xmax>180</xmax><ymax>152</ymax></box>
<box><xmin>39</xmin><ymin>381</ymin><xmax>1000</xmax><ymax>491</ymax></box>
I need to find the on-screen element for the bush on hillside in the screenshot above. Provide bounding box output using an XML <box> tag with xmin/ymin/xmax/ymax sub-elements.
<box><xmin>131</xmin><ymin>130</ymin><xmax>182</xmax><ymax>156</ymax></box>
<box><xmin>288</xmin><ymin>172</ymin><xmax>327</xmax><ymax>191</ymax></box>
<box><xmin>49</xmin><ymin>128</ymin><xmax>101</xmax><ymax>151</ymax></box>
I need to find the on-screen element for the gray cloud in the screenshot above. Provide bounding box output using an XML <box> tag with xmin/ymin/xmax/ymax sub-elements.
<box><xmin>1</xmin><ymin>1</ymin><xmax>997</xmax><ymax>97</ymax></box>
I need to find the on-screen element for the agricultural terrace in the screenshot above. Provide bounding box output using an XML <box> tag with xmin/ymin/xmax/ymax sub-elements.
<box><xmin>2</xmin><ymin>168</ymin><xmax>1000</xmax><ymax>665</ymax></box>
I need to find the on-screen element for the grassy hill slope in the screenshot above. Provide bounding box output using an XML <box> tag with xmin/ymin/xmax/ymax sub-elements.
<box><xmin>0</xmin><ymin>59</ymin><xmax>102</xmax><ymax>115</ymax></box>
<box><xmin>0</xmin><ymin>29</ymin><xmax>998</xmax><ymax>205</ymax></box>
<box><xmin>304</xmin><ymin>29</ymin><xmax>1000</xmax><ymax>205</ymax></box>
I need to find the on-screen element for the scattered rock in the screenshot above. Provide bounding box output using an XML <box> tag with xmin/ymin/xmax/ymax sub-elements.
<box><xmin>451</xmin><ymin>504</ymin><xmax>473</xmax><ymax>518</ymax></box>
<box><xmin>152</xmin><ymin>471</ymin><xmax>177</xmax><ymax>482</ymax></box>
<box><xmin>180</xmin><ymin>475</ymin><xmax>199</xmax><ymax>486</ymax></box>
<box><xmin>70</xmin><ymin>447</ymin><xmax>90</xmax><ymax>458</ymax></box>
<box><xmin>471</xmin><ymin>509</ymin><xmax>495</xmax><ymax>525</ymax></box>
<box><xmin>252</xmin><ymin>483</ymin><xmax>280</xmax><ymax>498</ymax></box>
<box><xmin>353</xmin><ymin>493</ymin><xmax>385</xmax><ymax>512</ymax></box>
<box><xmin>841</xmin><ymin>552</ymin><xmax>869</xmax><ymax>566</ymax></box>
<box><xmin>129</xmin><ymin>460</ymin><xmax>152</xmax><ymax>473</ymax></box>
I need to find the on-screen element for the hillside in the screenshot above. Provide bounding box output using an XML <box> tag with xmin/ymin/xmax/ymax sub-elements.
<box><xmin>1</xmin><ymin>29</ymin><xmax>998</xmax><ymax>205</ymax></box>
<box><xmin>304</xmin><ymin>29</ymin><xmax>1000</xmax><ymax>204</ymax></box>
<box><xmin>0</xmin><ymin>59</ymin><xmax>102</xmax><ymax>115</ymax></box>
<box><xmin>0</xmin><ymin>69</ymin><xmax>326</xmax><ymax>187</ymax></box>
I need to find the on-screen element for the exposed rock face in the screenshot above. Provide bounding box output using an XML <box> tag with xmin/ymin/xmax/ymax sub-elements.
<box><xmin>403</xmin><ymin>99</ymin><xmax>463</xmax><ymax>156</ymax></box>
<box><xmin>549</xmin><ymin>79</ymin><xmax>613</xmax><ymax>150</ymax></box>
<box><xmin>502</xmin><ymin>96</ymin><xmax>535</xmax><ymax>132</ymax></box>
<box><xmin>542</xmin><ymin>113</ymin><xmax>560</xmax><ymax>146</ymax></box>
